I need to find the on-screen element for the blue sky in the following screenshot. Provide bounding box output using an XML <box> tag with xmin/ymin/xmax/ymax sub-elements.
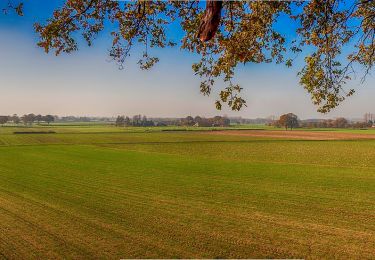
<box><xmin>0</xmin><ymin>0</ymin><xmax>373</xmax><ymax>119</ymax></box>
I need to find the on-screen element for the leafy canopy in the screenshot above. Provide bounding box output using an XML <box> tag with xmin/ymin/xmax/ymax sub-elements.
<box><xmin>278</xmin><ymin>113</ymin><xmax>299</xmax><ymax>130</ymax></box>
<box><xmin>7</xmin><ymin>0</ymin><xmax>375</xmax><ymax>113</ymax></box>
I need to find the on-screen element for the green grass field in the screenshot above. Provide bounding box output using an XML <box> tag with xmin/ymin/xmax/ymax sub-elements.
<box><xmin>0</xmin><ymin>125</ymin><xmax>374</xmax><ymax>259</ymax></box>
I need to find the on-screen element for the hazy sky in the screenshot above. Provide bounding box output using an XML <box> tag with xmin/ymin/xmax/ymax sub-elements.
<box><xmin>0</xmin><ymin>1</ymin><xmax>374</xmax><ymax>119</ymax></box>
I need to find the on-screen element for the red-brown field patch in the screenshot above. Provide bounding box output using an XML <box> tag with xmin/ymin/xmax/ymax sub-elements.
<box><xmin>208</xmin><ymin>130</ymin><xmax>375</xmax><ymax>140</ymax></box>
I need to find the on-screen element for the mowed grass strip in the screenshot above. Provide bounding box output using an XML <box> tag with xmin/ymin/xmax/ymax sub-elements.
<box><xmin>0</xmin><ymin>136</ymin><xmax>374</xmax><ymax>259</ymax></box>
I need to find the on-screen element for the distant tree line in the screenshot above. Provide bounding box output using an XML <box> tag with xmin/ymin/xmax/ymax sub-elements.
<box><xmin>364</xmin><ymin>113</ymin><xmax>374</xmax><ymax>125</ymax></box>
<box><xmin>270</xmin><ymin>113</ymin><xmax>374</xmax><ymax>130</ymax></box>
<box><xmin>115</xmin><ymin>115</ymin><xmax>230</xmax><ymax>127</ymax></box>
<box><xmin>299</xmin><ymin>118</ymin><xmax>373</xmax><ymax>129</ymax></box>
<box><xmin>56</xmin><ymin>116</ymin><xmax>112</xmax><ymax>122</ymax></box>
<box><xmin>229</xmin><ymin>117</ymin><xmax>275</xmax><ymax>125</ymax></box>
<box><xmin>0</xmin><ymin>114</ymin><xmax>55</xmax><ymax>126</ymax></box>
<box><xmin>115</xmin><ymin>115</ymin><xmax>155</xmax><ymax>127</ymax></box>
<box><xmin>180</xmin><ymin>116</ymin><xmax>230</xmax><ymax>127</ymax></box>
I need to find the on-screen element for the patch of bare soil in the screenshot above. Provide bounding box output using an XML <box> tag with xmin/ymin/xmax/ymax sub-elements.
<box><xmin>209</xmin><ymin>130</ymin><xmax>375</xmax><ymax>140</ymax></box>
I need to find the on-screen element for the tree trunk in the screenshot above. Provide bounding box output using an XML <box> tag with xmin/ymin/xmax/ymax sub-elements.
<box><xmin>198</xmin><ymin>0</ymin><xmax>223</xmax><ymax>42</ymax></box>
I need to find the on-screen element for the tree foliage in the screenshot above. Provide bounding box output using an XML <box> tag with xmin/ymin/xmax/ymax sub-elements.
<box><xmin>12</xmin><ymin>114</ymin><xmax>20</xmax><ymax>124</ymax></box>
<box><xmin>44</xmin><ymin>115</ymin><xmax>55</xmax><ymax>124</ymax></box>
<box><xmin>278</xmin><ymin>113</ymin><xmax>299</xmax><ymax>130</ymax></box>
<box><xmin>20</xmin><ymin>113</ymin><xmax>35</xmax><ymax>125</ymax></box>
<box><xmin>181</xmin><ymin>115</ymin><xmax>230</xmax><ymax>126</ymax></box>
<box><xmin>7</xmin><ymin>0</ymin><xmax>375</xmax><ymax>113</ymax></box>
<box><xmin>0</xmin><ymin>116</ymin><xmax>9</xmax><ymax>125</ymax></box>
<box><xmin>2</xmin><ymin>0</ymin><xmax>23</xmax><ymax>16</ymax></box>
